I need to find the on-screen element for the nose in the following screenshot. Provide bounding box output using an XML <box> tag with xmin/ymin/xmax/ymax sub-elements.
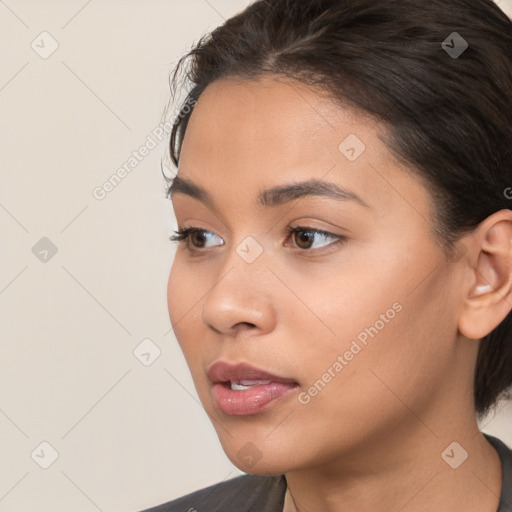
<box><xmin>201</xmin><ymin>249</ymin><xmax>277</xmax><ymax>338</ymax></box>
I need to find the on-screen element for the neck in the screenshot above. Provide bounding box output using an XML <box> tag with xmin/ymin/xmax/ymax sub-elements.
<box><xmin>282</xmin><ymin>413</ymin><xmax>502</xmax><ymax>512</ymax></box>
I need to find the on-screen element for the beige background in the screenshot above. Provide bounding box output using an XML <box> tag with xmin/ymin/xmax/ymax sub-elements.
<box><xmin>1</xmin><ymin>1</ymin><xmax>511</xmax><ymax>511</ymax></box>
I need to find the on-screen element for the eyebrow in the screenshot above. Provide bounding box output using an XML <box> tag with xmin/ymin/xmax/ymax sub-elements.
<box><xmin>167</xmin><ymin>174</ymin><xmax>370</xmax><ymax>209</ymax></box>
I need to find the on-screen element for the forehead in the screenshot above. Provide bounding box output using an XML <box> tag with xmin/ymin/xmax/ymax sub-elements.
<box><xmin>182</xmin><ymin>76</ymin><xmax>368</xmax><ymax>164</ymax></box>
<box><xmin>176</xmin><ymin>76</ymin><xmax>433</xmax><ymax>224</ymax></box>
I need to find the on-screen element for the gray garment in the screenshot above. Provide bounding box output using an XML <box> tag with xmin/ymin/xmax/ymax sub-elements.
<box><xmin>142</xmin><ymin>434</ymin><xmax>511</xmax><ymax>512</ymax></box>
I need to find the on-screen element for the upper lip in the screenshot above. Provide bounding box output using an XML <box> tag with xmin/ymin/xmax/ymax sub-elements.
<box><xmin>207</xmin><ymin>361</ymin><xmax>298</xmax><ymax>385</ymax></box>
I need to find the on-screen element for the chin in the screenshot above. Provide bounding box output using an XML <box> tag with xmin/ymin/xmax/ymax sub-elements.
<box><xmin>228</xmin><ymin>452</ymin><xmax>294</xmax><ymax>476</ymax></box>
<box><xmin>215</xmin><ymin>432</ymin><xmax>301</xmax><ymax>476</ymax></box>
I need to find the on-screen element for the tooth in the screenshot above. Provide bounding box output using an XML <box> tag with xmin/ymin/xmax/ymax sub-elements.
<box><xmin>230</xmin><ymin>379</ymin><xmax>272</xmax><ymax>390</ymax></box>
<box><xmin>231</xmin><ymin>383</ymin><xmax>252</xmax><ymax>391</ymax></box>
<box><xmin>239</xmin><ymin>379</ymin><xmax>272</xmax><ymax>386</ymax></box>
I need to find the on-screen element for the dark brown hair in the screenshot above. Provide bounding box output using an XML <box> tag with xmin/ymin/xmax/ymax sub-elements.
<box><xmin>166</xmin><ymin>0</ymin><xmax>512</xmax><ymax>417</ymax></box>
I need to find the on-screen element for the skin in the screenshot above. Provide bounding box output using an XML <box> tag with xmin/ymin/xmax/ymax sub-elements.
<box><xmin>166</xmin><ymin>75</ymin><xmax>512</xmax><ymax>512</ymax></box>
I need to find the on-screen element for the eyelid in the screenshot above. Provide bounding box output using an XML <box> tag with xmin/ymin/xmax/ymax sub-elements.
<box><xmin>170</xmin><ymin>224</ymin><xmax>346</xmax><ymax>253</ymax></box>
<box><xmin>169</xmin><ymin>226</ymin><xmax>224</xmax><ymax>247</ymax></box>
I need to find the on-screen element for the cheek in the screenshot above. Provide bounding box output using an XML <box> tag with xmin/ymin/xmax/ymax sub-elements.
<box><xmin>286</xmin><ymin>259</ymin><xmax>402</xmax><ymax>352</ymax></box>
<box><xmin>290</xmin><ymin>250</ymin><xmax>452</xmax><ymax>405</ymax></box>
<box><xmin>166</xmin><ymin>262</ymin><xmax>197</xmax><ymax>354</ymax></box>
<box><xmin>166</xmin><ymin>264</ymin><xmax>181</xmax><ymax>328</ymax></box>
<box><xmin>167</xmin><ymin>257</ymin><xmax>202</xmax><ymax>324</ymax></box>
<box><xmin>304</xmin><ymin>271</ymin><xmax>454</xmax><ymax>418</ymax></box>
<box><xmin>285</xmin><ymin>303</ymin><xmax>432</xmax><ymax>461</ymax></box>
<box><xmin>166</xmin><ymin>260</ymin><xmax>213</xmax><ymax>381</ymax></box>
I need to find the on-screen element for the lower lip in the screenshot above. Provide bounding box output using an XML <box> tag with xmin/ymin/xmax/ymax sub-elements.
<box><xmin>212</xmin><ymin>382</ymin><xmax>298</xmax><ymax>415</ymax></box>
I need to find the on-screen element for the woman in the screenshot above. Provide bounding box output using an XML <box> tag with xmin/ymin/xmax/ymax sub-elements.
<box><xmin>146</xmin><ymin>0</ymin><xmax>512</xmax><ymax>510</ymax></box>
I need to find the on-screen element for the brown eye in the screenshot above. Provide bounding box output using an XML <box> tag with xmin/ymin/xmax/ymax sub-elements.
<box><xmin>190</xmin><ymin>230</ymin><xmax>208</xmax><ymax>248</ymax></box>
<box><xmin>287</xmin><ymin>226</ymin><xmax>345</xmax><ymax>252</ymax></box>
<box><xmin>169</xmin><ymin>227</ymin><xmax>224</xmax><ymax>250</ymax></box>
<box><xmin>293</xmin><ymin>230</ymin><xmax>316</xmax><ymax>250</ymax></box>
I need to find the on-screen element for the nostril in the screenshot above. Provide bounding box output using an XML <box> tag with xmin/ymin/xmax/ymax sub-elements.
<box><xmin>235</xmin><ymin>322</ymin><xmax>258</xmax><ymax>332</ymax></box>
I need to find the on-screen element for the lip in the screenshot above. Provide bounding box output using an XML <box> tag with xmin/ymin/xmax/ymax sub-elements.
<box><xmin>207</xmin><ymin>361</ymin><xmax>297</xmax><ymax>384</ymax></box>
<box><xmin>207</xmin><ymin>361</ymin><xmax>299</xmax><ymax>416</ymax></box>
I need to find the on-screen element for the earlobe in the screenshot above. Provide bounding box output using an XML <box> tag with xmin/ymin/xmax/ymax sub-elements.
<box><xmin>458</xmin><ymin>209</ymin><xmax>512</xmax><ymax>340</ymax></box>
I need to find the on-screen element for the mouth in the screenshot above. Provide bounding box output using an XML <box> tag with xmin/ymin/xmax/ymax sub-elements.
<box><xmin>207</xmin><ymin>361</ymin><xmax>300</xmax><ymax>415</ymax></box>
<box><xmin>226</xmin><ymin>379</ymin><xmax>273</xmax><ymax>390</ymax></box>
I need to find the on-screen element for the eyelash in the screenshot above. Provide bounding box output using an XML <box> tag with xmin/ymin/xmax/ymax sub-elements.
<box><xmin>169</xmin><ymin>225</ymin><xmax>346</xmax><ymax>254</ymax></box>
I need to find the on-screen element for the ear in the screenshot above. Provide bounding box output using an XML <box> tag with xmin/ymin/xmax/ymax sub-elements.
<box><xmin>458</xmin><ymin>209</ymin><xmax>512</xmax><ymax>340</ymax></box>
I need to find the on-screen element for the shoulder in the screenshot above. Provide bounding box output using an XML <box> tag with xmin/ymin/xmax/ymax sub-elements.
<box><xmin>140</xmin><ymin>473</ymin><xmax>287</xmax><ymax>512</ymax></box>
<box><xmin>484</xmin><ymin>434</ymin><xmax>512</xmax><ymax>512</ymax></box>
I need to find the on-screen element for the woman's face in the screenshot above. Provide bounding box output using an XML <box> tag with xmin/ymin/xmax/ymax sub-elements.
<box><xmin>167</xmin><ymin>76</ymin><xmax>472</xmax><ymax>474</ymax></box>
